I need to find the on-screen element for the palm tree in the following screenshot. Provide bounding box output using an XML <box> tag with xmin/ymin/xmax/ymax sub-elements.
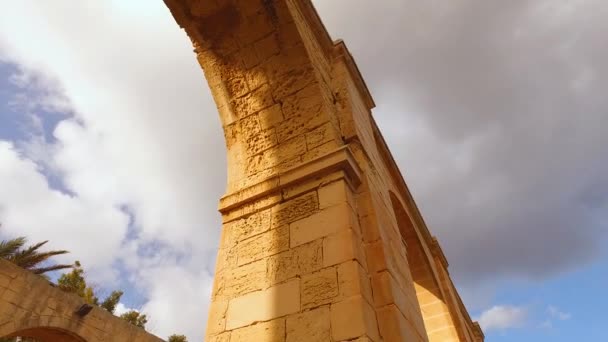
<box><xmin>0</xmin><ymin>233</ymin><xmax>73</xmax><ymax>275</ymax></box>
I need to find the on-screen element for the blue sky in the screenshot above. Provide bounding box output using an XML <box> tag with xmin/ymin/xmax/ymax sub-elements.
<box><xmin>1</xmin><ymin>1</ymin><xmax>607</xmax><ymax>341</ymax></box>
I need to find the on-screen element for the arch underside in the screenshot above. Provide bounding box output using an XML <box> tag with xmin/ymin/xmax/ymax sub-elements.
<box><xmin>390</xmin><ymin>192</ymin><xmax>464</xmax><ymax>342</ymax></box>
<box><xmin>4</xmin><ymin>327</ymin><xmax>86</xmax><ymax>342</ymax></box>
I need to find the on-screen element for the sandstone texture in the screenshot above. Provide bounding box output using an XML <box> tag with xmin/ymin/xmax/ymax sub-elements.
<box><xmin>174</xmin><ymin>0</ymin><xmax>486</xmax><ymax>341</ymax></box>
<box><xmin>0</xmin><ymin>260</ymin><xmax>164</xmax><ymax>341</ymax></box>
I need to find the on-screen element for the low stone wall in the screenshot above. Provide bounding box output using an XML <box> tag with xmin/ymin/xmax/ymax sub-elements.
<box><xmin>0</xmin><ymin>259</ymin><xmax>164</xmax><ymax>342</ymax></box>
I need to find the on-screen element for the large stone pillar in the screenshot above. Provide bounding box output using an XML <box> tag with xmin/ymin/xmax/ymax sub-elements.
<box><xmin>164</xmin><ymin>1</ymin><xmax>376</xmax><ymax>341</ymax></box>
<box><xmin>162</xmin><ymin>0</ymin><xmax>483</xmax><ymax>341</ymax></box>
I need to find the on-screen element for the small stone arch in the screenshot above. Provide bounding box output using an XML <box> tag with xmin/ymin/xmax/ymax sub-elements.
<box><xmin>0</xmin><ymin>259</ymin><xmax>164</xmax><ymax>342</ymax></box>
<box><xmin>3</xmin><ymin>326</ymin><xmax>87</xmax><ymax>342</ymax></box>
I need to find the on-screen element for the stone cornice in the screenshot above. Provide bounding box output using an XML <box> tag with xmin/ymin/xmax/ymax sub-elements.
<box><xmin>292</xmin><ymin>0</ymin><xmax>375</xmax><ymax>110</ymax></box>
<box><xmin>332</xmin><ymin>41</ymin><xmax>376</xmax><ymax>110</ymax></box>
<box><xmin>218</xmin><ymin>146</ymin><xmax>362</xmax><ymax>214</ymax></box>
<box><xmin>431</xmin><ymin>237</ymin><xmax>450</xmax><ymax>269</ymax></box>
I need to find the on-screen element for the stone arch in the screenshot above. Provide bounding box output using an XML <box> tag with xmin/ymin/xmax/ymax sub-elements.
<box><xmin>0</xmin><ymin>259</ymin><xmax>164</xmax><ymax>342</ymax></box>
<box><xmin>3</xmin><ymin>326</ymin><xmax>87</xmax><ymax>342</ymax></box>
<box><xmin>389</xmin><ymin>191</ymin><xmax>461</xmax><ymax>342</ymax></box>
<box><xmin>164</xmin><ymin>0</ymin><xmax>345</xmax><ymax>196</ymax></box>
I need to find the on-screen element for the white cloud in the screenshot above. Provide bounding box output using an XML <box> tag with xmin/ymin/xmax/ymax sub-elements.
<box><xmin>0</xmin><ymin>141</ymin><xmax>127</xmax><ymax>283</ymax></box>
<box><xmin>0</xmin><ymin>1</ymin><xmax>223</xmax><ymax>340</ymax></box>
<box><xmin>114</xmin><ymin>302</ymin><xmax>136</xmax><ymax>317</ymax></box>
<box><xmin>478</xmin><ymin>305</ymin><xmax>528</xmax><ymax>332</ymax></box>
<box><xmin>0</xmin><ymin>0</ymin><xmax>606</xmax><ymax>341</ymax></box>
<box><xmin>547</xmin><ymin>305</ymin><xmax>572</xmax><ymax>321</ymax></box>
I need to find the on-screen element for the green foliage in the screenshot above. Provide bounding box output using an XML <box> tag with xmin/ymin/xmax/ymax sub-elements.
<box><xmin>120</xmin><ymin>310</ymin><xmax>148</xmax><ymax>329</ymax></box>
<box><xmin>100</xmin><ymin>290</ymin><xmax>124</xmax><ymax>314</ymax></box>
<box><xmin>57</xmin><ymin>261</ymin><xmax>98</xmax><ymax>304</ymax></box>
<box><xmin>57</xmin><ymin>261</ymin><xmax>126</xmax><ymax>313</ymax></box>
<box><xmin>168</xmin><ymin>334</ymin><xmax>188</xmax><ymax>342</ymax></box>
<box><xmin>0</xmin><ymin>226</ymin><xmax>72</xmax><ymax>275</ymax></box>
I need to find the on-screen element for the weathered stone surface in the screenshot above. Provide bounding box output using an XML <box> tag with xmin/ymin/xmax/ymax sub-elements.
<box><xmin>337</xmin><ymin>260</ymin><xmax>373</xmax><ymax>304</ymax></box>
<box><xmin>330</xmin><ymin>295</ymin><xmax>380</xmax><ymax>342</ymax></box>
<box><xmin>224</xmin><ymin>209</ymin><xmax>272</xmax><ymax>245</ymax></box>
<box><xmin>207</xmin><ymin>300</ymin><xmax>229</xmax><ymax>335</ymax></box>
<box><xmin>323</xmin><ymin>229</ymin><xmax>365</xmax><ymax>267</ymax></box>
<box><xmin>268</xmin><ymin>240</ymin><xmax>323</xmax><ymax>284</ymax></box>
<box><xmin>290</xmin><ymin>202</ymin><xmax>354</xmax><ymax>248</ymax></box>
<box><xmin>231</xmin><ymin>318</ymin><xmax>285</xmax><ymax>342</ymax></box>
<box><xmin>0</xmin><ymin>260</ymin><xmax>163</xmax><ymax>342</ymax></box>
<box><xmin>271</xmin><ymin>191</ymin><xmax>318</xmax><ymax>228</ymax></box>
<box><xmin>301</xmin><ymin>267</ymin><xmax>339</xmax><ymax>309</ymax></box>
<box><xmin>237</xmin><ymin>225</ymin><xmax>290</xmax><ymax>265</ymax></box>
<box><xmin>226</xmin><ymin>279</ymin><xmax>300</xmax><ymax>330</ymax></box>
<box><xmin>286</xmin><ymin>306</ymin><xmax>331</xmax><ymax>342</ymax></box>
<box><xmin>377</xmin><ymin>304</ymin><xmax>426</xmax><ymax>342</ymax></box>
<box><xmin>164</xmin><ymin>0</ymin><xmax>483</xmax><ymax>341</ymax></box>
<box><xmin>214</xmin><ymin>259</ymin><xmax>269</xmax><ymax>299</ymax></box>
<box><xmin>318</xmin><ymin>179</ymin><xmax>355</xmax><ymax>209</ymax></box>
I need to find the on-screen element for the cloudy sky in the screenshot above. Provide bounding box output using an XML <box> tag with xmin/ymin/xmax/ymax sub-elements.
<box><xmin>0</xmin><ymin>0</ymin><xmax>606</xmax><ymax>341</ymax></box>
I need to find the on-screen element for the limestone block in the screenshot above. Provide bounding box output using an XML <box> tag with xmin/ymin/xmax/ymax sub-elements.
<box><xmin>428</xmin><ymin>326</ymin><xmax>459</xmax><ymax>342</ymax></box>
<box><xmin>416</xmin><ymin>287</ymin><xmax>442</xmax><ymax>307</ymax></box>
<box><xmin>214</xmin><ymin>259</ymin><xmax>268</xmax><ymax>299</ymax></box>
<box><xmin>337</xmin><ymin>260</ymin><xmax>373</xmax><ymax>304</ymax></box>
<box><xmin>377</xmin><ymin>304</ymin><xmax>425</xmax><ymax>342</ymax></box>
<box><xmin>323</xmin><ymin>229</ymin><xmax>364</xmax><ymax>268</ymax></box>
<box><xmin>271</xmin><ymin>192</ymin><xmax>318</xmax><ymax>228</ymax></box>
<box><xmin>290</xmin><ymin>202</ymin><xmax>354</xmax><ymax>248</ymax></box>
<box><xmin>268</xmin><ymin>240</ymin><xmax>323</xmax><ymax>284</ymax></box>
<box><xmin>301</xmin><ymin>267</ymin><xmax>339</xmax><ymax>309</ymax></box>
<box><xmin>276</xmin><ymin>111</ymin><xmax>328</xmax><ymax>143</ymax></box>
<box><xmin>286</xmin><ymin>306</ymin><xmax>331</xmax><ymax>342</ymax></box>
<box><xmin>231</xmin><ymin>84</ymin><xmax>275</xmax><ymax>117</ymax></box>
<box><xmin>208</xmin><ymin>332</ymin><xmax>231</xmax><ymax>342</ymax></box>
<box><xmin>365</xmin><ymin>240</ymin><xmax>387</xmax><ymax>273</ymax></box>
<box><xmin>273</xmin><ymin>65</ymin><xmax>317</xmax><ymax>101</ymax></box>
<box><xmin>215</xmin><ymin>246</ymin><xmax>238</xmax><ymax>272</ymax></box>
<box><xmin>424</xmin><ymin>312</ymin><xmax>455</xmax><ymax>336</ymax></box>
<box><xmin>239</xmin><ymin>114</ymin><xmax>278</xmax><ymax>155</ymax></box>
<box><xmin>224</xmin><ymin>208</ymin><xmax>272</xmax><ymax>245</ymax></box>
<box><xmin>255</xmin><ymin>33</ymin><xmax>281</xmax><ymax>61</ymax></box>
<box><xmin>302</xmin><ymin>140</ymin><xmax>341</xmax><ymax>162</ymax></box>
<box><xmin>240</xmin><ymin>45</ymin><xmax>261</xmax><ymax>70</ymax></box>
<box><xmin>245</xmin><ymin>66</ymin><xmax>270</xmax><ymax>93</ymax></box>
<box><xmin>318</xmin><ymin>179</ymin><xmax>355</xmax><ymax>210</ymax></box>
<box><xmin>276</xmin><ymin>135</ymin><xmax>308</xmax><ymax>162</ymax></box>
<box><xmin>231</xmin><ymin>318</ymin><xmax>286</xmax><ymax>342</ymax></box>
<box><xmin>330</xmin><ymin>295</ymin><xmax>380</xmax><ymax>342</ymax></box>
<box><xmin>420</xmin><ymin>300</ymin><xmax>450</xmax><ymax>318</ymax></box>
<box><xmin>225</xmin><ymin>279</ymin><xmax>300</xmax><ymax>330</ymax></box>
<box><xmin>371</xmin><ymin>270</ymin><xmax>411</xmax><ymax>321</ymax></box>
<box><xmin>282</xmin><ymin>83</ymin><xmax>324</xmax><ymax>119</ymax></box>
<box><xmin>263</xmin><ymin>44</ymin><xmax>310</xmax><ymax>82</ymax></box>
<box><xmin>356</xmin><ymin>191</ymin><xmax>375</xmax><ymax>218</ymax></box>
<box><xmin>281</xmin><ymin>170</ymin><xmax>344</xmax><ymax>201</ymax></box>
<box><xmin>225</xmin><ymin>75</ymin><xmax>250</xmax><ymax>99</ymax></box>
<box><xmin>237</xmin><ymin>225</ymin><xmax>290</xmax><ymax>265</ymax></box>
<box><xmin>236</xmin><ymin>11</ymin><xmax>275</xmax><ymax>46</ymax></box>
<box><xmin>305</xmin><ymin>122</ymin><xmax>336</xmax><ymax>150</ymax></box>
<box><xmin>359</xmin><ymin>214</ymin><xmax>381</xmax><ymax>243</ymax></box>
<box><xmin>259</xmin><ymin>104</ymin><xmax>285</xmax><ymax>130</ymax></box>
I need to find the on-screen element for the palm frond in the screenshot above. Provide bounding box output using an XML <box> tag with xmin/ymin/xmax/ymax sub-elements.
<box><xmin>31</xmin><ymin>263</ymin><xmax>74</xmax><ymax>275</ymax></box>
<box><xmin>0</xmin><ymin>237</ymin><xmax>26</xmax><ymax>258</ymax></box>
<box><xmin>10</xmin><ymin>242</ymin><xmax>69</xmax><ymax>269</ymax></box>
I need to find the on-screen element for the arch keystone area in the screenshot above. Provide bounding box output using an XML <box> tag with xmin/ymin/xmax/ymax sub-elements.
<box><xmin>162</xmin><ymin>0</ymin><xmax>485</xmax><ymax>341</ymax></box>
